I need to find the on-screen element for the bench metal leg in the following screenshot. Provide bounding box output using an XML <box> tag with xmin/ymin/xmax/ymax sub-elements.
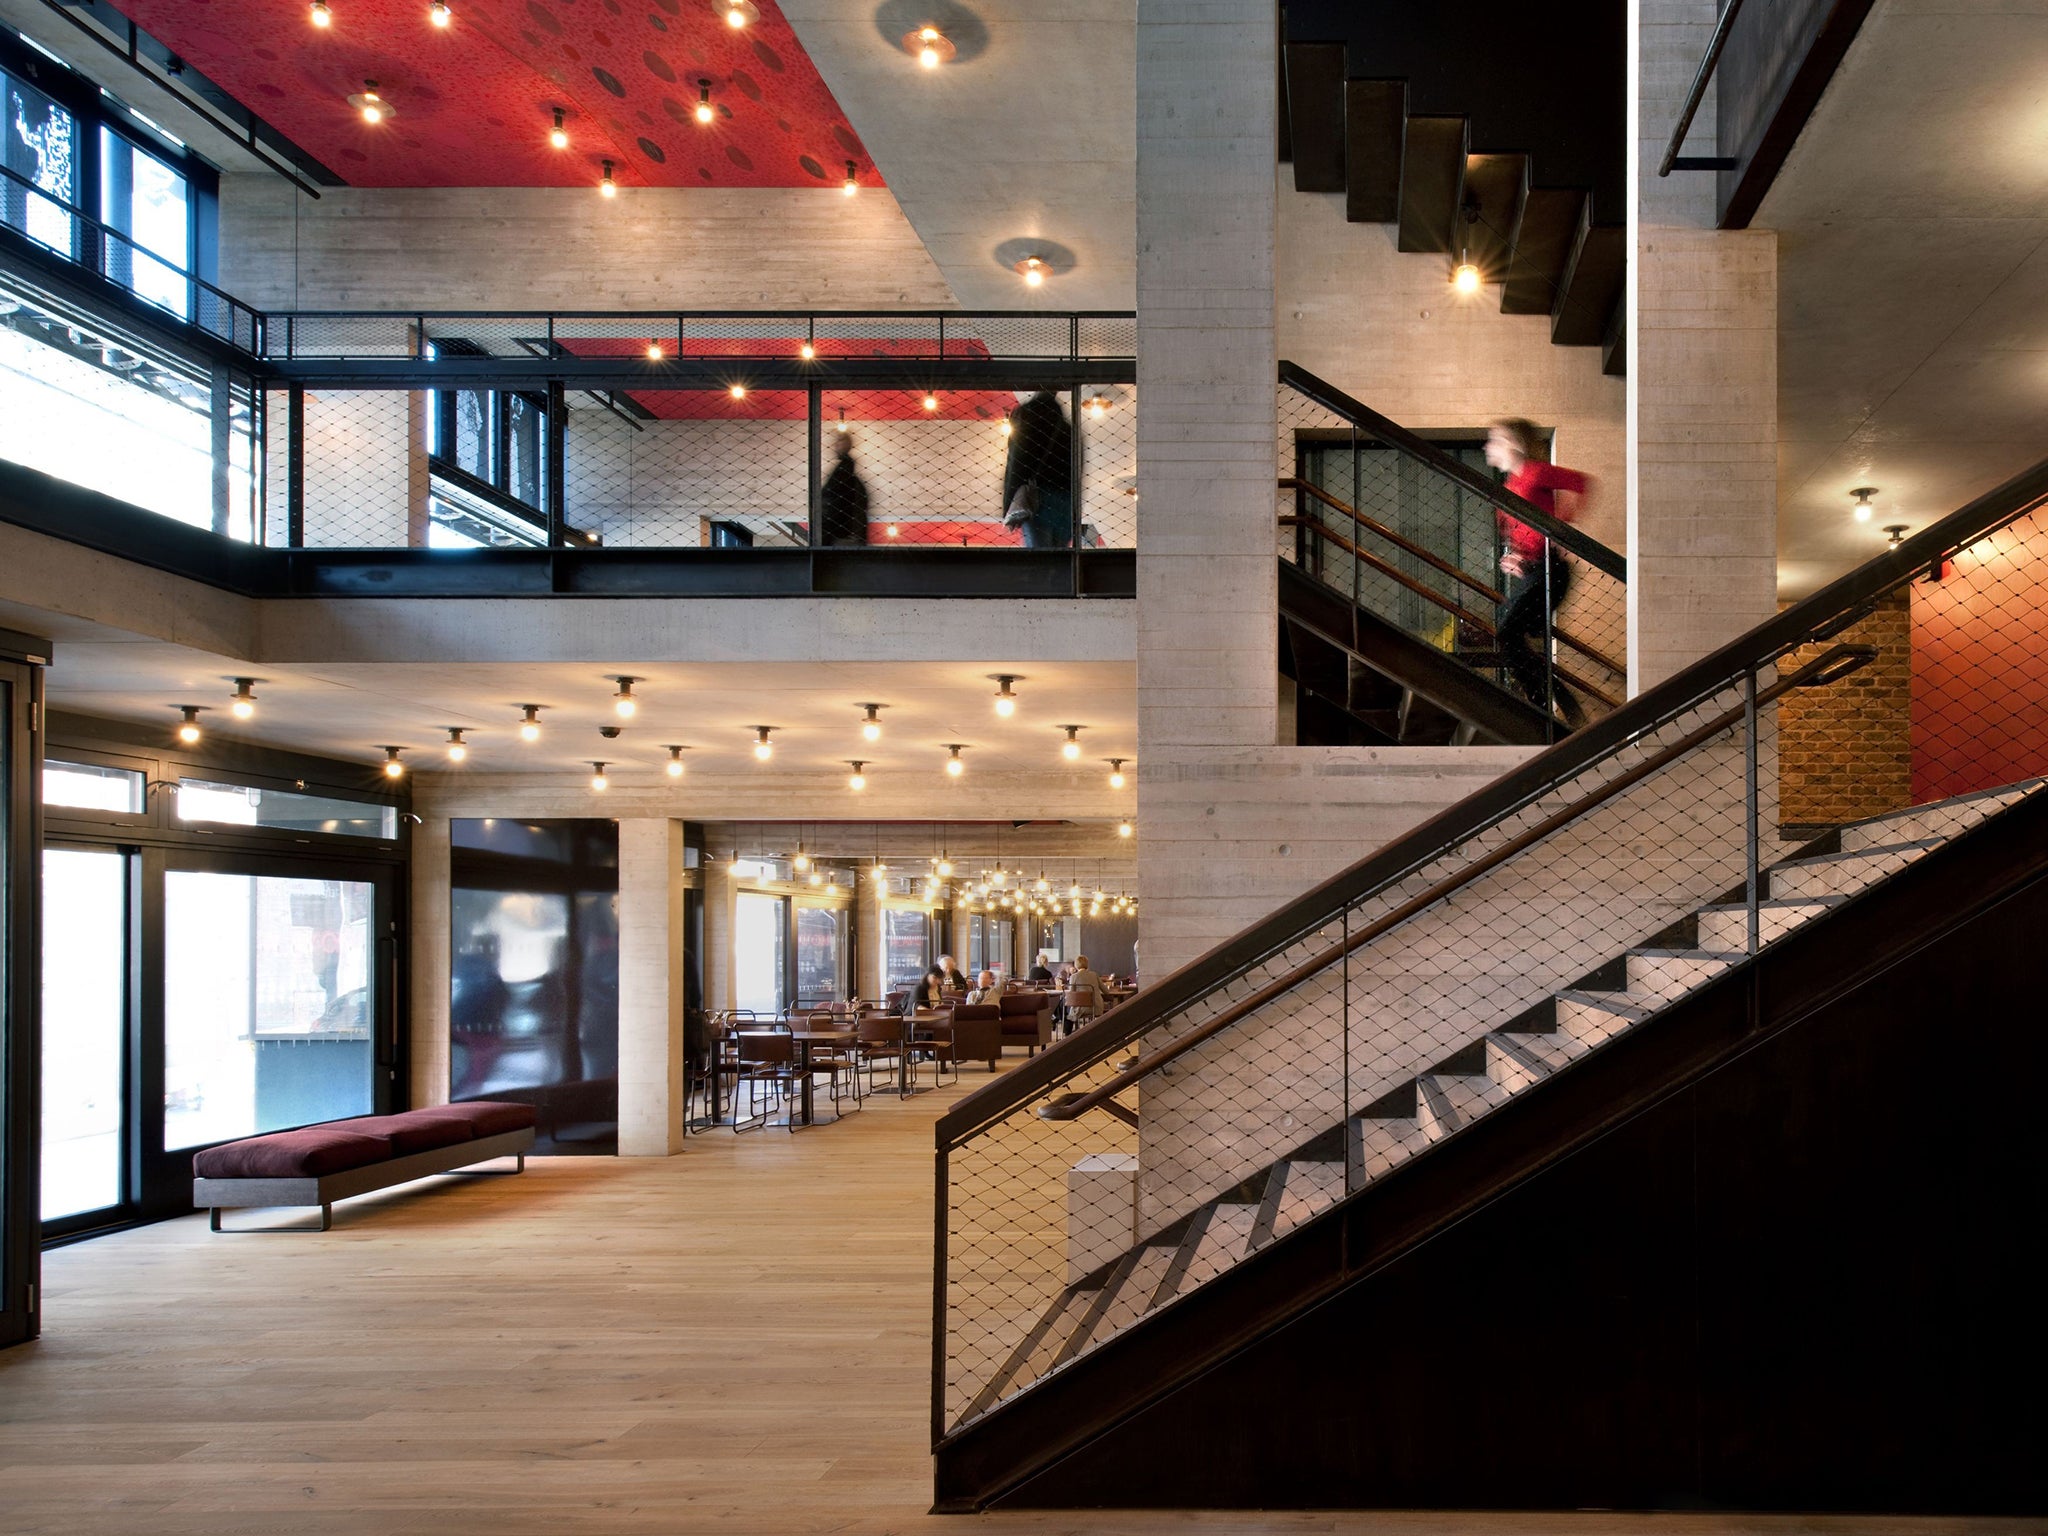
<box><xmin>210</xmin><ymin>1203</ymin><xmax>332</xmax><ymax>1233</ymax></box>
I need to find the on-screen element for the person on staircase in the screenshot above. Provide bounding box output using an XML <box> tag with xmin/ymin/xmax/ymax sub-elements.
<box><xmin>819</xmin><ymin>432</ymin><xmax>871</xmax><ymax>547</ymax></box>
<box><xmin>1486</xmin><ymin>417</ymin><xmax>1591</xmax><ymax>728</ymax></box>
<box><xmin>1001</xmin><ymin>390</ymin><xmax>1075</xmax><ymax>548</ymax></box>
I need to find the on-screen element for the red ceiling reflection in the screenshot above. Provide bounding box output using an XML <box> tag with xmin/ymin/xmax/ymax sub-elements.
<box><xmin>555</xmin><ymin>337</ymin><xmax>1020</xmax><ymax>420</ymax></box>
<box><xmin>108</xmin><ymin>0</ymin><xmax>876</xmax><ymax>190</ymax></box>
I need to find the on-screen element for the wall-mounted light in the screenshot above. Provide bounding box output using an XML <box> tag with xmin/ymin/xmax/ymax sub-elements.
<box><xmin>445</xmin><ymin>727</ymin><xmax>468</xmax><ymax>763</ymax></box>
<box><xmin>228</xmin><ymin>677</ymin><xmax>258</xmax><ymax>720</ymax></box>
<box><xmin>1450</xmin><ymin>200</ymin><xmax>1481</xmax><ymax>294</ymax></box>
<box><xmin>944</xmin><ymin>744</ymin><xmax>965</xmax><ymax>777</ymax></box>
<box><xmin>1059</xmin><ymin>724</ymin><xmax>1083</xmax><ymax>761</ymax></box>
<box><xmin>847</xmin><ymin>760</ymin><xmax>867</xmax><ymax>790</ymax></box>
<box><xmin>1850</xmin><ymin>486</ymin><xmax>1878</xmax><ymax>523</ymax></box>
<box><xmin>600</xmin><ymin>159</ymin><xmax>617</xmax><ymax>197</ymax></box>
<box><xmin>429</xmin><ymin>1</ymin><xmax>452</xmax><ymax>27</ymax></box>
<box><xmin>663</xmin><ymin>744</ymin><xmax>687</xmax><ymax>778</ymax></box>
<box><xmin>694</xmin><ymin>79</ymin><xmax>715</xmax><ymax>124</ymax></box>
<box><xmin>842</xmin><ymin>160</ymin><xmax>858</xmax><ymax>197</ymax></box>
<box><xmin>752</xmin><ymin>726</ymin><xmax>774</xmax><ymax>761</ymax></box>
<box><xmin>382</xmin><ymin>746</ymin><xmax>407</xmax><ymax>779</ymax></box>
<box><xmin>859</xmin><ymin>702</ymin><xmax>884</xmax><ymax>742</ymax></box>
<box><xmin>549</xmin><ymin>107</ymin><xmax>568</xmax><ymax>149</ymax></box>
<box><xmin>610</xmin><ymin>675</ymin><xmax>639</xmax><ymax>718</ymax></box>
<box><xmin>517</xmin><ymin>704</ymin><xmax>543</xmax><ymax>742</ymax></box>
<box><xmin>990</xmin><ymin>673</ymin><xmax>1020</xmax><ymax>716</ymax></box>
<box><xmin>1107</xmin><ymin>757</ymin><xmax>1127</xmax><ymax>789</ymax></box>
<box><xmin>174</xmin><ymin>705</ymin><xmax>202</xmax><ymax>745</ymax></box>
<box><xmin>589</xmin><ymin>761</ymin><xmax>609</xmax><ymax>792</ymax></box>
<box><xmin>309</xmin><ymin>0</ymin><xmax>332</xmax><ymax>26</ymax></box>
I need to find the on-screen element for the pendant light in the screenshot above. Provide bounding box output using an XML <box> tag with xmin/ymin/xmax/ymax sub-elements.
<box><xmin>429</xmin><ymin>1</ymin><xmax>452</xmax><ymax>26</ymax></box>
<box><xmin>1117</xmin><ymin>819</ymin><xmax>1133</xmax><ymax>839</ymax></box>
<box><xmin>600</xmin><ymin>160</ymin><xmax>617</xmax><ymax>197</ymax></box>
<box><xmin>309</xmin><ymin>0</ymin><xmax>332</xmax><ymax>26</ymax></box>
<box><xmin>842</xmin><ymin>160</ymin><xmax>859</xmax><ymax>197</ymax></box>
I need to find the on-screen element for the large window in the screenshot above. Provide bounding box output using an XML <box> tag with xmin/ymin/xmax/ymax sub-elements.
<box><xmin>176</xmin><ymin>779</ymin><xmax>398</xmax><ymax>840</ymax></box>
<box><xmin>734</xmin><ymin>891</ymin><xmax>787</xmax><ymax>1015</ymax></box>
<box><xmin>794</xmin><ymin>902</ymin><xmax>845</xmax><ymax>1003</ymax></box>
<box><xmin>882</xmin><ymin>907</ymin><xmax>931</xmax><ymax>992</ymax></box>
<box><xmin>99</xmin><ymin>126</ymin><xmax>191</xmax><ymax>320</ymax></box>
<box><xmin>162</xmin><ymin>871</ymin><xmax>375</xmax><ymax>1150</ymax></box>
<box><xmin>424</xmin><ymin>382</ymin><xmax>552</xmax><ymax>548</ymax></box>
<box><xmin>40</xmin><ymin>847</ymin><xmax>125</xmax><ymax>1222</ymax></box>
<box><xmin>2</xmin><ymin>66</ymin><xmax>78</xmax><ymax>258</ymax></box>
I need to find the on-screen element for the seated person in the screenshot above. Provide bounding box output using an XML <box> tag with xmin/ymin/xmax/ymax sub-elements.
<box><xmin>966</xmin><ymin>968</ymin><xmax>1007</xmax><ymax>1005</ymax></box>
<box><xmin>936</xmin><ymin>954</ymin><xmax>970</xmax><ymax>992</ymax></box>
<box><xmin>1067</xmin><ymin>956</ymin><xmax>1104</xmax><ymax>1012</ymax></box>
<box><xmin>903</xmin><ymin>966</ymin><xmax>947</xmax><ymax>1016</ymax></box>
<box><xmin>1026</xmin><ymin>951</ymin><xmax>1056</xmax><ymax>983</ymax></box>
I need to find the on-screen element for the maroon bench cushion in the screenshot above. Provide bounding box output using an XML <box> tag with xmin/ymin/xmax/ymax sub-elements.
<box><xmin>329</xmin><ymin>1113</ymin><xmax>477</xmax><ymax>1157</ymax></box>
<box><xmin>407</xmin><ymin>1100</ymin><xmax>538</xmax><ymax>1138</ymax></box>
<box><xmin>193</xmin><ymin>1126</ymin><xmax>394</xmax><ymax>1180</ymax></box>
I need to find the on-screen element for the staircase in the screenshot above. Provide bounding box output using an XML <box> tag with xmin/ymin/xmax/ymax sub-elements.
<box><xmin>1278</xmin><ymin>362</ymin><xmax>1627</xmax><ymax>745</ymax></box>
<box><xmin>957</xmin><ymin>780</ymin><xmax>2037</xmax><ymax>1426</ymax></box>
<box><xmin>932</xmin><ymin>448</ymin><xmax>2048</xmax><ymax>1511</ymax></box>
<box><xmin>1281</xmin><ymin>1</ymin><xmax>1627</xmax><ymax>374</ymax></box>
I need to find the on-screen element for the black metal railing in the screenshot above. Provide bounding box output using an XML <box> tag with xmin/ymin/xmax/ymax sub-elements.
<box><xmin>1278</xmin><ymin>362</ymin><xmax>1628</xmax><ymax>736</ymax></box>
<box><xmin>932</xmin><ymin>448</ymin><xmax>2048</xmax><ymax>1439</ymax></box>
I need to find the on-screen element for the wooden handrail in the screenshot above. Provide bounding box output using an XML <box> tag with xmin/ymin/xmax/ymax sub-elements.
<box><xmin>1037</xmin><ymin>643</ymin><xmax>1876</xmax><ymax>1124</ymax></box>
<box><xmin>1281</xmin><ymin>517</ymin><xmax>1623</xmax><ymax>710</ymax></box>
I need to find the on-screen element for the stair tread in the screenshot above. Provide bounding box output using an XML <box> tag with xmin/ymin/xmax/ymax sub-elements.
<box><xmin>1500</xmin><ymin>1030</ymin><xmax>1584</xmax><ymax>1073</ymax></box>
<box><xmin>1269</xmin><ymin>1159</ymin><xmax>1347</xmax><ymax>1242</ymax></box>
<box><xmin>1166</xmin><ymin>1203</ymin><xmax>1261</xmax><ymax>1302</ymax></box>
<box><xmin>1085</xmin><ymin>1244</ymin><xmax>1179</xmax><ymax>1349</ymax></box>
<box><xmin>1774</xmin><ymin>838</ymin><xmax>1940</xmax><ymax>869</ymax></box>
<box><xmin>1553</xmin><ymin>988</ymin><xmax>1654</xmax><ymax>1019</ymax></box>
<box><xmin>1351</xmin><ymin>1115</ymin><xmax>1433</xmax><ymax>1184</ymax></box>
<box><xmin>1699</xmin><ymin>896</ymin><xmax>1846</xmax><ymax>914</ymax></box>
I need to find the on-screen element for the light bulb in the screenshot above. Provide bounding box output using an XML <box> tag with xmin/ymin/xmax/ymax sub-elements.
<box><xmin>937</xmin><ymin>858</ymin><xmax>953</xmax><ymax>878</ymax></box>
<box><xmin>176</xmin><ymin>706</ymin><xmax>202</xmax><ymax>745</ymax></box>
<box><xmin>808</xmin><ymin>870</ymin><xmax>823</xmax><ymax>886</ymax></box>
<box><xmin>549</xmin><ymin>108</ymin><xmax>568</xmax><ymax>149</ymax></box>
<box><xmin>446</xmin><ymin>729</ymin><xmax>468</xmax><ymax>763</ymax></box>
<box><xmin>612</xmin><ymin>677</ymin><xmax>638</xmax><ymax>717</ymax></box>
<box><xmin>945</xmin><ymin>746</ymin><xmax>964</xmax><ymax>777</ymax></box>
<box><xmin>647</xmin><ymin>342</ymin><xmax>664</xmax><ymax>361</ymax></box>
<box><xmin>917</xmin><ymin>27</ymin><xmax>943</xmax><ymax>67</ymax></box>
<box><xmin>842</xmin><ymin>160</ymin><xmax>858</xmax><ymax>196</ymax></box>
<box><xmin>724</xmin><ymin>0</ymin><xmax>747</xmax><ymax>26</ymax></box>
<box><xmin>848</xmin><ymin>760</ymin><xmax>867</xmax><ymax>790</ymax></box>
<box><xmin>753</xmin><ymin>726</ymin><xmax>773</xmax><ymax>760</ymax></box>
<box><xmin>923</xmin><ymin>393</ymin><xmax>939</xmax><ymax>412</ymax></box>
<box><xmin>794</xmin><ymin>850</ymin><xmax>809</xmax><ymax>872</ymax></box>
<box><xmin>382</xmin><ymin>747</ymin><xmax>406</xmax><ymax>779</ymax></box>
<box><xmin>359</xmin><ymin>83</ymin><xmax>385</xmax><ymax>125</ymax></box>
<box><xmin>430</xmin><ymin>1</ymin><xmax>451</xmax><ymax>26</ymax></box>
<box><xmin>664</xmin><ymin>745</ymin><xmax>686</xmax><ymax>778</ymax></box>
<box><xmin>800</xmin><ymin>340</ymin><xmax>816</xmax><ymax>360</ymax></box>
<box><xmin>600</xmin><ymin>160</ymin><xmax>617</xmax><ymax>196</ymax></box>
<box><xmin>590</xmin><ymin>762</ymin><xmax>609</xmax><ymax>792</ymax></box>
<box><xmin>992</xmin><ymin>675</ymin><xmax>1019</xmax><ymax>715</ymax></box>
<box><xmin>1452</xmin><ymin>261</ymin><xmax>1481</xmax><ymax>295</ymax></box>
<box><xmin>860</xmin><ymin>703</ymin><xmax>883</xmax><ymax>741</ymax></box>
<box><xmin>1117</xmin><ymin>820</ymin><xmax>1133</xmax><ymax>839</ymax></box>
<box><xmin>1021</xmin><ymin>256</ymin><xmax>1045</xmax><ymax>288</ymax></box>
<box><xmin>517</xmin><ymin>705</ymin><xmax>542</xmax><ymax>742</ymax></box>
<box><xmin>310</xmin><ymin>0</ymin><xmax>332</xmax><ymax>25</ymax></box>
<box><xmin>729</xmin><ymin>383</ymin><xmax>747</xmax><ymax>400</ymax></box>
<box><xmin>1000</xmin><ymin>418</ymin><xmax>1012</xmax><ymax>437</ymax></box>
<box><xmin>229</xmin><ymin>678</ymin><xmax>257</xmax><ymax>719</ymax></box>
<box><xmin>695</xmin><ymin>81</ymin><xmax>714</xmax><ymax>124</ymax></box>
<box><xmin>834</xmin><ymin>411</ymin><xmax>848</xmax><ymax>434</ymax></box>
<box><xmin>1108</xmin><ymin>759</ymin><xmax>1126</xmax><ymax>789</ymax></box>
<box><xmin>1060</xmin><ymin>725</ymin><xmax>1082</xmax><ymax>760</ymax></box>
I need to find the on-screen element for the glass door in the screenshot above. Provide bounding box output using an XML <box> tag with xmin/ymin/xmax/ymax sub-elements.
<box><xmin>1</xmin><ymin>658</ymin><xmax>42</xmax><ymax>1348</ymax></box>
<box><xmin>138</xmin><ymin>851</ymin><xmax>397</xmax><ymax>1216</ymax></box>
<box><xmin>733</xmin><ymin>891</ymin><xmax>787</xmax><ymax>1016</ymax></box>
<box><xmin>40</xmin><ymin>845</ymin><xmax>131</xmax><ymax>1232</ymax></box>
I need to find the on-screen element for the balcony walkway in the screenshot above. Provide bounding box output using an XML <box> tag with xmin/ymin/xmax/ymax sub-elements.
<box><xmin>0</xmin><ymin>1075</ymin><xmax>2026</xmax><ymax>1536</ymax></box>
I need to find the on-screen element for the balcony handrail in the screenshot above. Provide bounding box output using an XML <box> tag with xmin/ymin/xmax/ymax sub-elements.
<box><xmin>933</xmin><ymin>450</ymin><xmax>2048</xmax><ymax>1151</ymax></box>
<box><xmin>1036</xmin><ymin>642</ymin><xmax>1871</xmax><ymax>1125</ymax></box>
<box><xmin>1278</xmin><ymin>361</ymin><xmax>1628</xmax><ymax>580</ymax></box>
<box><xmin>1658</xmin><ymin>0</ymin><xmax>1751</xmax><ymax>176</ymax></box>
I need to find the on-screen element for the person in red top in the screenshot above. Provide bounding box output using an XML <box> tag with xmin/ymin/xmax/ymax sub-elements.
<box><xmin>1486</xmin><ymin>417</ymin><xmax>1592</xmax><ymax>726</ymax></box>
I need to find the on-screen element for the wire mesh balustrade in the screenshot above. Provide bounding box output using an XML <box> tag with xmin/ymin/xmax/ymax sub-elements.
<box><xmin>934</xmin><ymin>456</ymin><xmax>2048</xmax><ymax>1439</ymax></box>
<box><xmin>1278</xmin><ymin>363</ymin><xmax>1628</xmax><ymax>739</ymax></box>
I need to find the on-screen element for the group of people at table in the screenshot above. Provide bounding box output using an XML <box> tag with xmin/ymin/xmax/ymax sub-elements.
<box><xmin>696</xmin><ymin>953</ymin><xmax>1137</xmax><ymax>1131</ymax></box>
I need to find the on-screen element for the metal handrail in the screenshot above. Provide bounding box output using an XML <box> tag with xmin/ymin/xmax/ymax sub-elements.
<box><xmin>934</xmin><ymin>451</ymin><xmax>2048</xmax><ymax>1151</ymax></box>
<box><xmin>1279</xmin><ymin>361</ymin><xmax>1627</xmax><ymax>579</ymax></box>
<box><xmin>1282</xmin><ymin>476</ymin><xmax>1628</xmax><ymax>682</ymax></box>
<box><xmin>1036</xmin><ymin>642</ymin><xmax>1874</xmax><ymax>1123</ymax></box>
<box><xmin>1658</xmin><ymin>0</ymin><xmax>1751</xmax><ymax>176</ymax></box>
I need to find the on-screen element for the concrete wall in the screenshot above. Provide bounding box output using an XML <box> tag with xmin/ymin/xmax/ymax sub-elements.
<box><xmin>219</xmin><ymin>178</ymin><xmax>957</xmax><ymax>312</ymax></box>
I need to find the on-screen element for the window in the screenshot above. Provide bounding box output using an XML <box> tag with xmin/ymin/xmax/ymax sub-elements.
<box><xmin>176</xmin><ymin>779</ymin><xmax>398</xmax><ymax>839</ymax></box>
<box><xmin>41</xmin><ymin>847</ymin><xmax>126</xmax><ymax>1220</ymax></box>
<box><xmin>43</xmin><ymin>758</ymin><xmax>143</xmax><ymax>813</ymax></box>
<box><xmin>883</xmin><ymin>907</ymin><xmax>931</xmax><ymax>992</ymax></box>
<box><xmin>162</xmin><ymin>871</ymin><xmax>376</xmax><ymax>1150</ymax></box>
<box><xmin>734</xmin><ymin>891</ymin><xmax>787</xmax><ymax>1016</ymax></box>
<box><xmin>1</xmin><ymin>67</ymin><xmax>78</xmax><ymax>258</ymax></box>
<box><xmin>794</xmin><ymin>902</ymin><xmax>845</xmax><ymax>1003</ymax></box>
<box><xmin>99</xmin><ymin>125</ymin><xmax>191</xmax><ymax>318</ymax></box>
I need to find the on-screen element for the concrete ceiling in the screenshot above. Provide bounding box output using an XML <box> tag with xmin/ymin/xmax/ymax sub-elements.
<box><xmin>16</xmin><ymin>608</ymin><xmax>1137</xmax><ymax>785</ymax></box>
<box><xmin>1763</xmin><ymin>0</ymin><xmax>2048</xmax><ymax>599</ymax></box>
<box><xmin>778</xmin><ymin>0</ymin><xmax>1135</xmax><ymax>309</ymax></box>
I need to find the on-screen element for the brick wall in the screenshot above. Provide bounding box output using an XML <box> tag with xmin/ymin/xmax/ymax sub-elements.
<box><xmin>1777</xmin><ymin>591</ymin><xmax>1912</xmax><ymax>829</ymax></box>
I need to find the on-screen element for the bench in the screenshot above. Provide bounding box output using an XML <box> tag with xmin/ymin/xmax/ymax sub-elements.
<box><xmin>192</xmin><ymin>1100</ymin><xmax>537</xmax><ymax>1232</ymax></box>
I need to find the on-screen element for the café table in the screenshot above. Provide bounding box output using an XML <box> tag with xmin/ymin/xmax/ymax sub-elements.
<box><xmin>788</xmin><ymin>1028</ymin><xmax>857</xmax><ymax>1124</ymax></box>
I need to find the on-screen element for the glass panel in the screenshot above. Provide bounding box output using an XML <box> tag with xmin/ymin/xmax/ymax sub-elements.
<box><xmin>98</xmin><ymin>128</ymin><xmax>190</xmax><ymax>319</ymax></box>
<box><xmin>163</xmin><ymin>872</ymin><xmax>376</xmax><ymax>1150</ymax></box>
<box><xmin>43</xmin><ymin>759</ymin><xmax>144</xmax><ymax>813</ymax></box>
<box><xmin>794</xmin><ymin>903</ymin><xmax>843</xmax><ymax>1003</ymax></box>
<box><xmin>453</xmin><ymin>390</ymin><xmax>491</xmax><ymax>481</ymax></box>
<box><xmin>176</xmin><ymin>779</ymin><xmax>397</xmax><ymax>839</ymax></box>
<box><xmin>504</xmin><ymin>391</ymin><xmax>543</xmax><ymax>507</ymax></box>
<box><xmin>2</xmin><ymin>69</ymin><xmax>78</xmax><ymax>257</ymax></box>
<box><xmin>733</xmin><ymin>892</ymin><xmax>786</xmax><ymax>1015</ymax></box>
<box><xmin>40</xmin><ymin>848</ymin><xmax>124</xmax><ymax>1220</ymax></box>
<box><xmin>883</xmin><ymin>908</ymin><xmax>930</xmax><ymax>992</ymax></box>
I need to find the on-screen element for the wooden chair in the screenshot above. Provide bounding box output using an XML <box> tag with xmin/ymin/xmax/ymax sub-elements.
<box><xmin>1063</xmin><ymin>987</ymin><xmax>1101</xmax><ymax>1035</ymax></box>
<box><xmin>854</xmin><ymin>1012</ymin><xmax>907</xmax><ymax>1097</ymax></box>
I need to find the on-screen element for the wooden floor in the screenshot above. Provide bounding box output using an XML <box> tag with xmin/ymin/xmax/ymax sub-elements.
<box><xmin>0</xmin><ymin>1074</ymin><xmax>2037</xmax><ymax>1536</ymax></box>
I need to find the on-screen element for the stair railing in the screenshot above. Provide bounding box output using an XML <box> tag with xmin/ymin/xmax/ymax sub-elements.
<box><xmin>1277</xmin><ymin>362</ymin><xmax>1629</xmax><ymax>734</ymax></box>
<box><xmin>934</xmin><ymin>448</ymin><xmax>2048</xmax><ymax>1445</ymax></box>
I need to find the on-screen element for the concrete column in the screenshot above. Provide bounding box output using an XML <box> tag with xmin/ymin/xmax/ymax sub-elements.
<box><xmin>408</xmin><ymin>813</ymin><xmax>451</xmax><ymax>1108</ymax></box>
<box><xmin>855</xmin><ymin>878</ymin><xmax>882</xmax><ymax>1001</ymax></box>
<box><xmin>1134</xmin><ymin>0</ymin><xmax>1280</xmax><ymax>977</ymax></box>
<box><xmin>1627</xmin><ymin>0</ymin><xmax>1779</xmax><ymax>692</ymax></box>
<box><xmin>616</xmin><ymin>819</ymin><xmax>686</xmax><ymax>1156</ymax></box>
<box><xmin>702</xmin><ymin>857</ymin><xmax>735</xmax><ymax>1011</ymax></box>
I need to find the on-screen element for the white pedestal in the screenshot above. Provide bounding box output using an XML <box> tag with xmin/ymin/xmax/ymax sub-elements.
<box><xmin>1067</xmin><ymin>1152</ymin><xmax>1139</xmax><ymax>1285</ymax></box>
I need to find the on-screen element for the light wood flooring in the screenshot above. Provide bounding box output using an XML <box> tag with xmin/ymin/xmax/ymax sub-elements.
<box><xmin>0</xmin><ymin>1072</ymin><xmax>2038</xmax><ymax>1536</ymax></box>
